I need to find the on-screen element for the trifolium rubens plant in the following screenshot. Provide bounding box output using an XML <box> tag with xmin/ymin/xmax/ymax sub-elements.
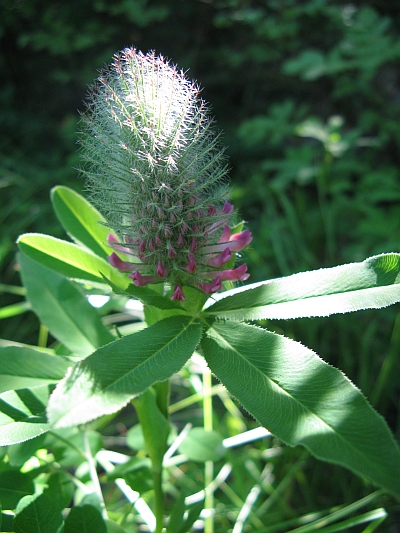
<box><xmin>14</xmin><ymin>46</ymin><xmax>400</xmax><ymax>533</ymax></box>
<box><xmin>79</xmin><ymin>48</ymin><xmax>252</xmax><ymax>301</ymax></box>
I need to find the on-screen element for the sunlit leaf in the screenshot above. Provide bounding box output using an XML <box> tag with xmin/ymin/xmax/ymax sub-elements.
<box><xmin>0</xmin><ymin>385</ymin><xmax>50</xmax><ymax>446</ymax></box>
<box><xmin>51</xmin><ymin>186</ymin><xmax>111</xmax><ymax>260</ymax></box>
<box><xmin>201</xmin><ymin>320</ymin><xmax>400</xmax><ymax>496</ymax></box>
<box><xmin>0</xmin><ymin>347</ymin><xmax>70</xmax><ymax>393</ymax></box>
<box><xmin>19</xmin><ymin>253</ymin><xmax>114</xmax><ymax>357</ymax></box>
<box><xmin>48</xmin><ymin>316</ymin><xmax>202</xmax><ymax>428</ymax></box>
<box><xmin>204</xmin><ymin>253</ymin><xmax>400</xmax><ymax>320</ymax></box>
<box><xmin>17</xmin><ymin>233</ymin><xmax>126</xmax><ymax>287</ymax></box>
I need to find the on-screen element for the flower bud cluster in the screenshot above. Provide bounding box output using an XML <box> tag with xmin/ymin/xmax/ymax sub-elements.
<box><xmin>80</xmin><ymin>48</ymin><xmax>252</xmax><ymax>300</ymax></box>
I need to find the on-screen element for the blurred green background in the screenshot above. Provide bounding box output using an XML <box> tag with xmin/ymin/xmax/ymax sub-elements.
<box><xmin>1</xmin><ymin>0</ymin><xmax>400</xmax><ymax>527</ymax></box>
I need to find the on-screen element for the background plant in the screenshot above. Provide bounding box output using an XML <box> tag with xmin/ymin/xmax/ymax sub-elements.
<box><xmin>2</xmin><ymin>0</ymin><xmax>400</xmax><ymax>530</ymax></box>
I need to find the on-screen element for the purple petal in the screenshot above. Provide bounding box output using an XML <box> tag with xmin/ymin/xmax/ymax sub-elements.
<box><xmin>229</xmin><ymin>229</ymin><xmax>252</xmax><ymax>247</ymax></box>
<box><xmin>204</xmin><ymin>229</ymin><xmax>252</xmax><ymax>254</ymax></box>
<box><xmin>219</xmin><ymin>226</ymin><xmax>231</xmax><ymax>243</ymax></box>
<box><xmin>197</xmin><ymin>276</ymin><xmax>222</xmax><ymax>295</ymax></box>
<box><xmin>190</xmin><ymin>238</ymin><xmax>197</xmax><ymax>253</ymax></box>
<box><xmin>107</xmin><ymin>233</ymin><xmax>118</xmax><ymax>245</ymax></box>
<box><xmin>185</xmin><ymin>253</ymin><xmax>197</xmax><ymax>274</ymax></box>
<box><xmin>205</xmin><ymin>247</ymin><xmax>232</xmax><ymax>267</ymax></box>
<box><xmin>222</xmin><ymin>201</ymin><xmax>234</xmax><ymax>214</ymax></box>
<box><xmin>156</xmin><ymin>261</ymin><xmax>168</xmax><ymax>278</ymax></box>
<box><xmin>128</xmin><ymin>271</ymin><xmax>158</xmax><ymax>287</ymax></box>
<box><xmin>108</xmin><ymin>253</ymin><xmax>134</xmax><ymax>273</ymax></box>
<box><xmin>203</xmin><ymin>263</ymin><xmax>249</xmax><ymax>281</ymax></box>
<box><xmin>171</xmin><ymin>285</ymin><xmax>185</xmax><ymax>301</ymax></box>
<box><xmin>107</xmin><ymin>233</ymin><xmax>132</xmax><ymax>254</ymax></box>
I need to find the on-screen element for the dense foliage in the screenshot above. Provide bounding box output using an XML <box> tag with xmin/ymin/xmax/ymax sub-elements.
<box><xmin>2</xmin><ymin>0</ymin><xmax>400</xmax><ymax>530</ymax></box>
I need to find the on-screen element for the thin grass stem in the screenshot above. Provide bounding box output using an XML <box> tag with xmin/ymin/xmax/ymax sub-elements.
<box><xmin>203</xmin><ymin>368</ymin><xmax>214</xmax><ymax>533</ymax></box>
<box><xmin>81</xmin><ymin>428</ymin><xmax>108</xmax><ymax>520</ymax></box>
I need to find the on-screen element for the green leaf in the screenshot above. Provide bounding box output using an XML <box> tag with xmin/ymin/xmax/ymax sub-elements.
<box><xmin>47</xmin><ymin>316</ymin><xmax>202</xmax><ymax>428</ymax></box>
<box><xmin>0</xmin><ymin>347</ymin><xmax>70</xmax><ymax>393</ymax></box>
<box><xmin>201</xmin><ymin>321</ymin><xmax>400</xmax><ymax>496</ymax></box>
<box><xmin>177</xmin><ymin>502</ymin><xmax>203</xmax><ymax>533</ymax></box>
<box><xmin>0</xmin><ymin>385</ymin><xmax>50</xmax><ymax>446</ymax></box>
<box><xmin>14</xmin><ymin>493</ymin><xmax>63</xmax><ymax>533</ymax></box>
<box><xmin>1</xmin><ymin>511</ymin><xmax>12</xmax><ymax>531</ymax></box>
<box><xmin>63</xmin><ymin>505</ymin><xmax>107</xmax><ymax>533</ymax></box>
<box><xmin>46</xmin><ymin>428</ymin><xmax>102</xmax><ymax>467</ymax></box>
<box><xmin>283</xmin><ymin>49</ymin><xmax>326</xmax><ymax>80</ymax></box>
<box><xmin>79</xmin><ymin>494</ymin><xmax>103</xmax><ymax>514</ymax></box>
<box><xmin>43</xmin><ymin>471</ymin><xmax>74</xmax><ymax>509</ymax></box>
<box><xmin>178</xmin><ymin>428</ymin><xmax>225</xmax><ymax>462</ymax></box>
<box><xmin>109</xmin><ymin>457</ymin><xmax>153</xmax><ymax>493</ymax></box>
<box><xmin>51</xmin><ymin>186</ymin><xmax>111</xmax><ymax>260</ymax></box>
<box><xmin>126</xmin><ymin>424</ymin><xmax>145</xmax><ymax>450</ymax></box>
<box><xmin>166</xmin><ymin>492</ymin><xmax>186</xmax><ymax>533</ymax></box>
<box><xmin>105</xmin><ymin>519</ymin><xmax>127</xmax><ymax>533</ymax></box>
<box><xmin>204</xmin><ymin>253</ymin><xmax>400</xmax><ymax>320</ymax></box>
<box><xmin>19</xmin><ymin>253</ymin><xmax>114</xmax><ymax>357</ymax></box>
<box><xmin>8</xmin><ymin>434</ymin><xmax>47</xmax><ymax>467</ymax></box>
<box><xmin>0</xmin><ymin>470</ymin><xmax>34</xmax><ymax>510</ymax></box>
<box><xmin>17</xmin><ymin>233</ymin><xmax>126</xmax><ymax>287</ymax></box>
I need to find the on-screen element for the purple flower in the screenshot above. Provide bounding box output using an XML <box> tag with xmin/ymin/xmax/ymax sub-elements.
<box><xmin>80</xmin><ymin>48</ymin><xmax>252</xmax><ymax>300</ymax></box>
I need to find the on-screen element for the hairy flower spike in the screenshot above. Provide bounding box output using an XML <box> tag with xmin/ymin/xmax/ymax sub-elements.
<box><xmin>80</xmin><ymin>48</ymin><xmax>252</xmax><ymax>298</ymax></box>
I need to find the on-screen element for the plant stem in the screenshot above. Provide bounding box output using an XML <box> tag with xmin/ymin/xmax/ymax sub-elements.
<box><xmin>81</xmin><ymin>428</ymin><xmax>108</xmax><ymax>520</ymax></box>
<box><xmin>203</xmin><ymin>368</ymin><xmax>214</xmax><ymax>533</ymax></box>
<box><xmin>132</xmin><ymin>385</ymin><xmax>170</xmax><ymax>533</ymax></box>
<box><xmin>153</xmin><ymin>469</ymin><xmax>164</xmax><ymax>533</ymax></box>
<box><xmin>38</xmin><ymin>324</ymin><xmax>48</xmax><ymax>348</ymax></box>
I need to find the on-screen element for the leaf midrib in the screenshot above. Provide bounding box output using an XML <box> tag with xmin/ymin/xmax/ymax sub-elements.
<box><xmin>93</xmin><ymin>315</ymin><xmax>199</xmax><ymax>393</ymax></box>
<box><xmin>21</xmin><ymin>235</ymin><xmax>111</xmax><ymax>281</ymax></box>
<box><xmin>205</xmin><ymin>284</ymin><xmax>398</xmax><ymax>317</ymax></box>
<box><xmin>207</xmin><ymin>325</ymin><xmax>383</xmax><ymax>474</ymax></box>
<box><xmin>64</xmin><ymin>196</ymin><xmax>110</xmax><ymax>256</ymax></box>
<box><xmin>52</xmin><ymin>317</ymin><xmax>200</xmax><ymax>426</ymax></box>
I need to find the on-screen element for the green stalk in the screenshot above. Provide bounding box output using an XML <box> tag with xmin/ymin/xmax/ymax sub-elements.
<box><xmin>133</xmin><ymin>382</ymin><xmax>171</xmax><ymax>533</ymax></box>
<box><xmin>81</xmin><ymin>428</ymin><xmax>108</xmax><ymax>520</ymax></box>
<box><xmin>153</xmin><ymin>469</ymin><xmax>164</xmax><ymax>533</ymax></box>
<box><xmin>38</xmin><ymin>324</ymin><xmax>49</xmax><ymax>348</ymax></box>
<box><xmin>370</xmin><ymin>311</ymin><xmax>400</xmax><ymax>408</ymax></box>
<box><xmin>203</xmin><ymin>369</ymin><xmax>214</xmax><ymax>533</ymax></box>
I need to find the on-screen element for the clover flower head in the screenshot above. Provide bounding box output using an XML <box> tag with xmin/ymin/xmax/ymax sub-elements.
<box><xmin>80</xmin><ymin>48</ymin><xmax>252</xmax><ymax>300</ymax></box>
